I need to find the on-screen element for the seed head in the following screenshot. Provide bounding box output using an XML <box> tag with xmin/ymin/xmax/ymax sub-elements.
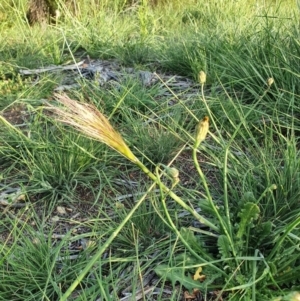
<box><xmin>47</xmin><ymin>94</ymin><xmax>138</xmax><ymax>163</ymax></box>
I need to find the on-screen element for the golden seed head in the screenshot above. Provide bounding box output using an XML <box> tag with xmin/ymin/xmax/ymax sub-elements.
<box><xmin>267</xmin><ymin>77</ymin><xmax>274</xmax><ymax>87</ymax></box>
<box><xmin>47</xmin><ymin>93</ymin><xmax>138</xmax><ymax>163</ymax></box>
<box><xmin>198</xmin><ymin>71</ymin><xmax>207</xmax><ymax>85</ymax></box>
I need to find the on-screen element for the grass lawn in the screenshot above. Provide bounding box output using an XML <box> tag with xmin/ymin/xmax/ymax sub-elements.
<box><xmin>0</xmin><ymin>0</ymin><xmax>300</xmax><ymax>300</ymax></box>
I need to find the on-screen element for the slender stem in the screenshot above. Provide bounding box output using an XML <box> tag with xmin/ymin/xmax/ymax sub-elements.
<box><xmin>154</xmin><ymin>167</ymin><xmax>225</xmax><ymax>274</ymax></box>
<box><xmin>221</xmin><ymin>86</ymin><xmax>272</xmax><ymax>234</ymax></box>
<box><xmin>200</xmin><ymin>83</ymin><xmax>231</xmax><ymax>225</ymax></box>
<box><xmin>60</xmin><ymin>182</ymin><xmax>156</xmax><ymax>301</ymax></box>
<box><xmin>251</xmin><ymin>248</ymin><xmax>258</xmax><ymax>301</ymax></box>
<box><xmin>0</xmin><ymin>115</ymin><xmax>31</xmax><ymax>141</ymax></box>
<box><xmin>223</xmin><ymin>149</ymin><xmax>231</xmax><ymax>229</ymax></box>
<box><xmin>135</xmin><ymin>160</ymin><xmax>219</xmax><ymax>232</ymax></box>
<box><xmin>192</xmin><ymin>146</ymin><xmax>237</xmax><ymax>258</ymax></box>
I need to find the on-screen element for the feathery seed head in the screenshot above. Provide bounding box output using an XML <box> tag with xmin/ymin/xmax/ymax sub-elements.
<box><xmin>48</xmin><ymin>94</ymin><xmax>138</xmax><ymax>163</ymax></box>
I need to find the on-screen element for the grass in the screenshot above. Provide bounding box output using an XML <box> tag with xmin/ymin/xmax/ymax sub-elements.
<box><xmin>1</xmin><ymin>0</ymin><xmax>300</xmax><ymax>300</ymax></box>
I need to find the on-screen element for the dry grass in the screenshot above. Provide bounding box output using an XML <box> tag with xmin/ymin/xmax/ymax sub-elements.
<box><xmin>47</xmin><ymin>93</ymin><xmax>139</xmax><ymax>163</ymax></box>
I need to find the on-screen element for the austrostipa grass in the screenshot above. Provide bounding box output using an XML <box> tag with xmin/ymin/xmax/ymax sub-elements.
<box><xmin>47</xmin><ymin>94</ymin><xmax>217</xmax><ymax>229</ymax></box>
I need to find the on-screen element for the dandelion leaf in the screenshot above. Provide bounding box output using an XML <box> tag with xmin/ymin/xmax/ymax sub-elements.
<box><xmin>255</xmin><ymin>221</ymin><xmax>273</xmax><ymax>245</ymax></box>
<box><xmin>242</xmin><ymin>191</ymin><xmax>256</xmax><ymax>203</ymax></box>
<box><xmin>154</xmin><ymin>264</ymin><xmax>204</xmax><ymax>292</ymax></box>
<box><xmin>217</xmin><ymin>235</ymin><xmax>232</xmax><ymax>259</ymax></box>
<box><xmin>180</xmin><ymin>227</ymin><xmax>204</xmax><ymax>253</ymax></box>
<box><xmin>237</xmin><ymin>202</ymin><xmax>260</xmax><ymax>239</ymax></box>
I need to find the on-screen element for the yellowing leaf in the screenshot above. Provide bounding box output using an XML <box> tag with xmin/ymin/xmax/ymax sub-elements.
<box><xmin>57</xmin><ymin>206</ymin><xmax>66</xmax><ymax>215</ymax></box>
<box><xmin>193</xmin><ymin>267</ymin><xmax>206</xmax><ymax>281</ymax></box>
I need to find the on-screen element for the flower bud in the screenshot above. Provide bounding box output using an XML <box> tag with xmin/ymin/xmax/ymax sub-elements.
<box><xmin>198</xmin><ymin>71</ymin><xmax>206</xmax><ymax>85</ymax></box>
<box><xmin>165</xmin><ymin>167</ymin><xmax>179</xmax><ymax>179</ymax></box>
<box><xmin>195</xmin><ymin>116</ymin><xmax>209</xmax><ymax>148</ymax></box>
<box><xmin>267</xmin><ymin>77</ymin><xmax>274</xmax><ymax>87</ymax></box>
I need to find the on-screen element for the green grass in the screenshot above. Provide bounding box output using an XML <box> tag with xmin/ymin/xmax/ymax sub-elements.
<box><xmin>1</xmin><ymin>0</ymin><xmax>300</xmax><ymax>300</ymax></box>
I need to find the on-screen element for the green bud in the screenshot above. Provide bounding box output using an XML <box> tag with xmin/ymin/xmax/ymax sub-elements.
<box><xmin>165</xmin><ymin>167</ymin><xmax>179</xmax><ymax>179</ymax></box>
<box><xmin>267</xmin><ymin>77</ymin><xmax>274</xmax><ymax>87</ymax></box>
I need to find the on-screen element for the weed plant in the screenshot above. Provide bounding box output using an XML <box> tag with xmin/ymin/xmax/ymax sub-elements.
<box><xmin>1</xmin><ymin>0</ymin><xmax>300</xmax><ymax>300</ymax></box>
